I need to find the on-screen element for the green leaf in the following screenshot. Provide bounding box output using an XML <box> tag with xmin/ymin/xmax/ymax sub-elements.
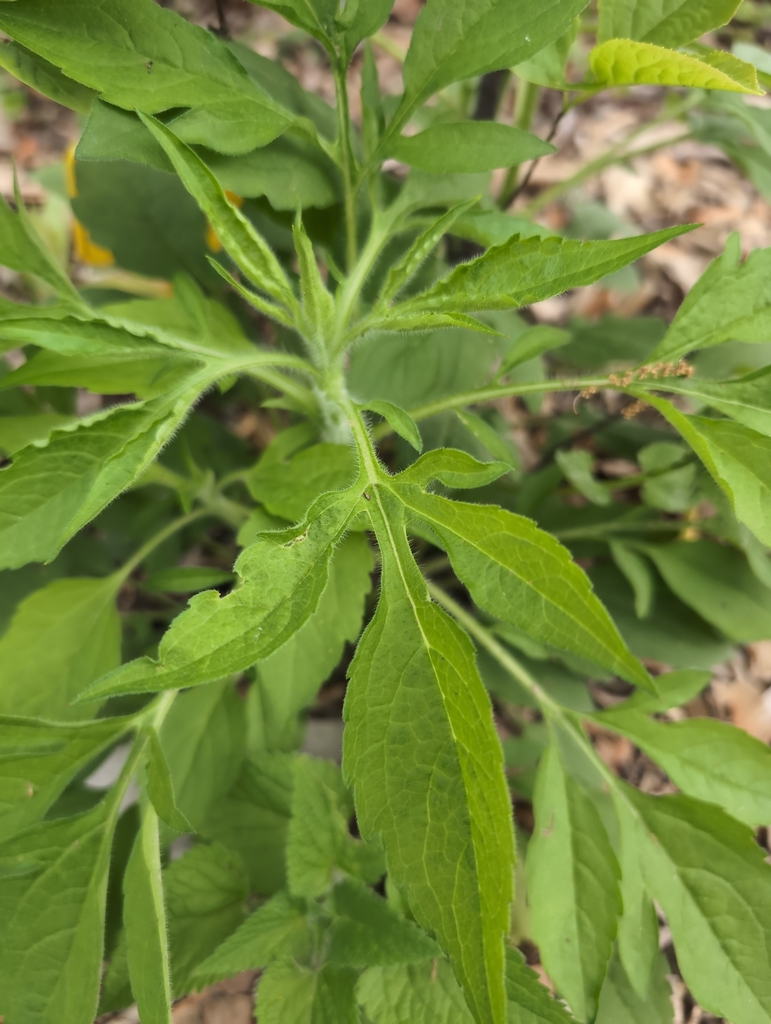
<box><xmin>370</xmin><ymin>311</ymin><xmax>506</xmax><ymax>337</ymax></box>
<box><xmin>247</xmin><ymin>443</ymin><xmax>357</xmax><ymax>522</ymax></box>
<box><xmin>357</xmin><ymin>961</ymin><xmax>475</xmax><ymax>1024</ymax></box>
<box><xmin>286</xmin><ymin>756</ymin><xmax>353</xmax><ymax>898</ymax></box>
<box><xmin>191</xmin><ymin>889</ymin><xmax>310</xmax><ymax>989</ymax></box>
<box><xmin>145</xmin><ymin>727</ymin><xmax>192</xmax><ymax>834</ymax></box>
<box><xmin>80</xmin><ymin>489</ymin><xmax>364</xmax><ymax>699</ymax></box>
<box><xmin>393</xmin><ymin>228</ymin><xmax>694</xmax><ymax>316</ymax></box>
<box><xmin>0</xmin><ymin>39</ymin><xmax>95</xmax><ymax>112</ymax></box>
<box><xmin>600</xmin><ymin>708</ymin><xmax>771</xmax><ymax>827</ymax></box>
<box><xmin>497</xmin><ymin>325</ymin><xmax>571</xmax><ymax>376</ymax></box>
<box><xmin>345</xmin><ymin>489</ymin><xmax>513</xmax><ymax>1024</ymax></box>
<box><xmin>146</xmin><ymin>566</ymin><xmax>235</xmax><ymax>593</ymax></box>
<box><xmin>598</xmin><ymin>0</ymin><xmax>742</xmax><ymax>48</ymax></box>
<box><xmin>0</xmin><ymin>801</ymin><xmax>115</xmax><ymax>1024</ymax></box>
<box><xmin>124</xmin><ymin>805</ymin><xmax>172</xmax><ymax>1024</ymax></box>
<box><xmin>389</xmin><ymin>123</ymin><xmax>555</xmax><ymax>174</ymax></box>
<box><xmin>201</xmin><ymin>751</ymin><xmax>294</xmax><ymax>894</ymax></box>
<box><xmin>590</xmin><ymin>39</ymin><xmax>762</xmax><ymax>94</ymax></box>
<box><xmin>0</xmin><ymin>0</ymin><xmax>293</xmax><ymax>154</ymax></box>
<box><xmin>0</xmin><ymin>413</ymin><xmax>77</xmax><ymax>454</ymax></box>
<box><xmin>0</xmin><ymin>388</ymin><xmax>201</xmax><ymax>571</ymax></box>
<box><xmin>527</xmin><ymin>737</ymin><xmax>621</xmax><ymax>1023</ymax></box>
<box><xmin>609</xmin><ymin>541</ymin><xmax>654</xmax><ymax>619</ymax></box>
<box><xmin>0</xmin><ymin>576</ymin><xmax>121</xmax><ymax>720</ymax></box>
<box><xmin>398</xmin><ymin>449</ymin><xmax>510</xmax><ymax>491</ymax></box>
<box><xmin>395</xmin><ymin>485</ymin><xmax>653</xmax><ymax>689</ymax></box>
<box><xmin>641</xmin><ymin>392</ymin><xmax>771</xmax><ymax>547</ymax></box>
<box><xmin>595</xmin><ymin>949</ymin><xmax>674</xmax><ymax>1024</ymax></box>
<box><xmin>245</xmin><ymin>0</ymin><xmax>339</xmax><ymax>49</ymax></box>
<box><xmin>327</xmin><ymin>878</ymin><xmax>441</xmax><ymax>967</ymax></box>
<box><xmin>163</xmin><ymin>842</ymin><xmax>249</xmax><ymax>996</ymax></box>
<box><xmin>505</xmin><ymin>947</ymin><xmax>578</xmax><ymax>1024</ymax></box>
<box><xmin>137</xmin><ymin>113</ymin><xmax>296</xmax><ymax>310</ymax></box>
<box><xmin>626</xmin><ymin>787</ymin><xmax>771</xmax><ymax>1024</ymax></box>
<box><xmin>456</xmin><ymin>410</ymin><xmax>518</xmax><ymax>467</ymax></box>
<box><xmin>555</xmin><ymin>449</ymin><xmax>611</xmax><ymax>506</ymax></box>
<box><xmin>657</xmin><ymin>367</ymin><xmax>771</xmax><ymax>438</ymax></box>
<box><xmin>616</xmin><ymin>668</ymin><xmax>711</xmax><ymax>714</ymax></box>
<box><xmin>394</xmin><ymin>0</ymin><xmax>590</xmax><ymax>132</ymax></box>
<box><xmin>258</xmin><ymin>960</ymin><xmax>359</xmax><ymax>1024</ymax></box>
<box><xmin>0</xmin><ymin>714</ymin><xmax>132</xmax><ymax>842</ymax></box>
<box><xmin>514</xmin><ymin>20</ymin><xmax>578</xmax><ymax>89</ymax></box>
<box><xmin>159</xmin><ymin>679</ymin><xmax>246</xmax><ymax>835</ymax></box>
<box><xmin>638</xmin><ymin>442</ymin><xmax>696</xmax><ymax>513</ymax></box>
<box><xmin>364</xmin><ymin>400</ymin><xmax>423</xmax><ymax>453</ymax></box>
<box><xmin>640</xmin><ymin>540</ymin><xmax>771</xmax><ymax>642</ymax></box>
<box><xmin>251</xmin><ymin>533</ymin><xmax>373</xmax><ymax>751</ymax></box>
<box><xmin>293</xmin><ymin>219</ymin><xmax>335</xmax><ymax>348</ymax></box>
<box><xmin>0</xmin><ymin>186</ymin><xmax>84</xmax><ymax>308</ymax></box>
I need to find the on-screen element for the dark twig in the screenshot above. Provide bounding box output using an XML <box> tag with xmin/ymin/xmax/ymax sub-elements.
<box><xmin>503</xmin><ymin>105</ymin><xmax>567</xmax><ymax>208</ymax></box>
<box><xmin>213</xmin><ymin>0</ymin><xmax>230</xmax><ymax>37</ymax></box>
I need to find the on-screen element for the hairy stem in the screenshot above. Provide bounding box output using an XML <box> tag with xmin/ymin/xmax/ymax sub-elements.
<box><xmin>333</xmin><ymin>61</ymin><xmax>359</xmax><ymax>271</ymax></box>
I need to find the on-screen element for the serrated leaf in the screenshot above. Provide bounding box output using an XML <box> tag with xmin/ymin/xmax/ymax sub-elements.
<box><xmin>527</xmin><ymin>738</ymin><xmax>621</xmax><ymax>1023</ymax></box>
<box><xmin>609</xmin><ymin>541</ymin><xmax>654</xmax><ymax>619</ymax></box>
<box><xmin>392</xmin><ymin>229</ymin><xmax>694</xmax><ymax>316</ymax></box>
<box><xmin>258</xmin><ymin>960</ymin><xmax>359</xmax><ymax>1024</ymax></box>
<box><xmin>80</xmin><ymin>489</ymin><xmax>364</xmax><ymax>699</ymax></box>
<box><xmin>657</xmin><ymin>366</ymin><xmax>771</xmax><ymax>438</ymax></box>
<box><xmin>389</xmin><ymin>123</ymin><xmax>555</xmax><ymax>174</ymax></box>
<box><xmin>248</xmin><ymin>442</ymin><xmax>357</xmax><ymax>522</ymax></box>
<box><xmin>328</xmin><ymin>877</ymin><xmax>441</xmax><ymax>967</ymax></box>
<box><xmin>595</xmin><ymin>949</ymin><xmax>674</xmax><ymax>1024</ymax></box>
<box><xmin>0</xmin><ymin>0</ymin><xmax>293</xmax><ymax>155</ymax></box>
<box><xmin>286</xmin><ymin>756</ymin><xmax>353</xmax><ymax>899</ymax></box>
<box><xmin>201</xmin><ymin>751</ymin><xmax>294</xmax><ymax>895</ymax></box>
<box><xmin>190</xmin><ymin>889</ymin><xmax>310</xmax><ymax>989</ymax></box>
<box><xmin>641</xmin><ymin>392</ymin><xmax>771</xmax><ymax>547</ymax></box>
<box><xmin>364</xmin><ymin>400</ymin><xmax>423</xmax><ymax>452</ymax></box>
<box><xmin>598</xmin><ymin>0</ymin><xmax>742</xmax><ymax>48</ymax></box>
<box><xmin>626</xmin><ymin>787</ymin><xmax>771</xmax><ymax>1024</ymax></box>
<box><xmin>252</xmin><ymin>533</ymin><xmax>373</xmax><ymax>750</ymax></box>
<box><xmin>293</xmin><ymin>219</ymin><xmax>335</xmax><ymax>348</ymax></box>
<box><xmin>0</xmin><ymin>39</ymin><xmax>95</xmax><ymax>112</ymax></box>
<box><xmin>0</xmin><ymin>187</ymin><xmax>84</xmax><ymax>308</ymax></box>
<box><xmin>0</xmin><ymin>388</ymin><xmax>201</xmax><ymax>571</ymax></box>
<box><xmin>0</xmin><ymin>801</ymin><xmax>115</xmax><ymax>1024</ymax></box>
<box><xmin>395</xmin><ymin>485</ymin><xmax>652</xmax><ymax>689</ymax></box>
<box><xmin>641</xmin><ymin>540</ymin><xmax>771</xmax><ymax>642</ymax></box>
<box><xmin>601</xmin><ymin>708</ymin><xmax>771</xmax><ymax>827</ymax></box>
<box><xmin>555</xmin><ymin>449</ymin><xmax>611</xmax><ymax>506</ymax></box>
<box><xmin>145</xmin><ymin>727</ymin><xmax>192</xmax><ymax>834</ymax></box>
<box><xmin>590</xmin><ymin>39</ymin><xmax>762</xmax><ymax>95</ymax></box>
<box><xmin>0</xmin><ymin>714</ymin><xmax>132</xmax><ymax>843</ymax></box>
<box><xmin>0</xmin><ymin>576</ymin><xmax>121</xmax><ymax>720</ymax></box>
<box><xmin>357</xmin><ymin>961</ymin><xmax>476</xmax><ymax>1024</ymax></box>
<box><xmin>505</xmin><ymin>947</ymin><xmax>578</xmax><ymax>1024</ymax></box>
<box><xmin>345</xmin><ymin>489</ymin><xmax>513</xmax><ymax>1024</ymax></box>
<box><xmin>159</xmin><ymin>680</ymin><xmax>245</xmax><ymax>836</ymax></box>
<box><xmin>138</xmin><ymin>113</ymin><xmax>296</xmax><ymax>310</ymax></box>
<box><xmin>394</xmin><ymin>0</ymin><xmax>590</xmax><ymax>133</ymax></box>
<box><xmin>0</xmin><ymin>414</ymin><xmax>76</xmax><ymax>454</ymax></box>
<box><xmin>124</xmin><ymin>805</ymin><xmax>172</xmax><ymax>1024</ymax></box>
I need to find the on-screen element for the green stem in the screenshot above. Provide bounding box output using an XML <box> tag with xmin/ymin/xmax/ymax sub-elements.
<box><xmin>553</xmin><ymin>520</ymin><xmax>684</xmax><ymax>541</ymax></box>
<box><xmin>114</xmin><ymin>509</ymin><xmax>211</xmax><ymax>585</ymax></box>
<box><xmin>333</xmin><ymin>61</ymin><xmax>359</xmax><ymax>272</ymax></box>
<box><xmin>333</xmin><ymin>211</ymin><xmax>394</xmax><ymax>350</ymax></box>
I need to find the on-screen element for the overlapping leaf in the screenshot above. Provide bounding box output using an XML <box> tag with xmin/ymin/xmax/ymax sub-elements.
<box><xmin>598</xmin><ymin>0</ymin><xmax>742</xmax><ymax>47</ymax></box>
<box><xmin>591</xmin><ymin>40</ymin><xmax>761</xmax><ymax>94</ymax></box>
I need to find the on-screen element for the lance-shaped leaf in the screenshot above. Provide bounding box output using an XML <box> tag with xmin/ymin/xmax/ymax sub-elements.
<box><xmin>598</xmin><ymin>0</ymin><xmax>742</xmax><ymax>48</ymax></box>
<box><xmin>391</xmin><ymin>228</ymin><xmax>694</xmax><ymax>316</ymax></box>
<box><xmin>0</xmin><ymin>0</ymin><xmax>294</xmax><ymax>155</ymax></box>
<box><xmin>591</xmin><ymin>40</ymin><xmax>762</xmax><ymax>94</ymax></box>
<box><xmin>640</xmin><ymin>392</ymin><xmax>771</xmax><ymax>546</ymax></box>
<box><xmin>505</xmin><ymin>948</ymin><xmax>578</xmax><ymax>1024</ymax></box>
<box><xmin>293</xmin><ymin>219</ymin><xmax>335</xmax><ymax>349</ymax></box>
<box><xmin>595</xmin><ymin>949</ymin><xmax>674</xmax><ymax>1024</ymax></box>
<box><xmin>646</xmin><ymin>236</ymin><xmax>771</xmax><ymax>362</ymax></box>
<box><xmin>655</xmin><ymin>367</ymin><xmax>771</xmax><ymax>437</ymax></box>
<box><xmin>357</xmin><ymin>961</ymin><xmax>475</xmax><ymax>1024</ymax></box>
<box><xmin>81</xmin><ymin>488</ymin><xmax>365</xmax><ymax>699</ymax></box>
<box><xmin>0</xmin><ymin>186</ymin><xmax>84</xmax><ymax>308</ymax></box>
<box><xmin>389</xmin><ymin>122</ymin><xmax>555</xmax><ymax>175</ymax></box>
<box><xmin>361</xmin><ymin>400</ymin><xmax>422</xmax><ymax>452</ymax></box>
<box><xmin>345</xmin><ymin>489</ymin><xmax>514</xmax><ymax>1024</ymax></box>
<box><xmin>626</xmin><ymin>787</ymin><xmax>771</xmax><ymax>1024</ymax></box>
<box><xmin>393</xmin><ymin>0</ymin><xmax>590</xmax><ymax>135</ymax></box>
<box><xmin>599</xmin><ymin>709</ymin><xmax>771</xmax><ymax>827</ymax></box>
<box><xmin>613</xmin><ymin>800</ymin><xmax>659</xmax><ymax>1000</ymax></box>
<box><xmin>0</xmin><ymin>714</ymin><xmax>133</xmax><ymax>843</ymax></box>
<box><xmin>0</xmin><ymin>801</ymin><xmax>116</xmax><ymax>1024</ymax></box>
<box><xmin>0</xmin><ymin>387</ymin><xmax>200</xmax><ymax>570</ymax></box>
<box><xmin>527</xmin><ymin>738</ymin><xmax>621</xmax><ymax>1023</ymax></box>
<box><xmin>0</xmin><ymin>576</ymin><xmax>121</xmax><ymax>720</ymax></box>
<box><xmin>124</xmin><ymin>805</ymin><xmax>172</xmax><ymax>1024</ymax></box>
<box><xmin>258</xmin><ymin>960</ymin><xmax>359</xmax><ymax>1024</ymax></box>
<box><xmin>0</xmin><ymin>39</ymin><xmax>96</xmax><ymax>112</ymax></box>
<box><xmin>396</xmin><ymin>485</ymin><xmax>652</xmax><ymax>689</ymax></box>
<box><xmin>138</xmin><ymin>114</ymin><xmax>297</xmax><ymax>311</ymax></box>
<box><xmin>191</xmin><ymin>890</ymin><xmax>310</xmax><ymax>989</ymax></box>
<box><xmin>145</xmin><ymin>728</ymin><xmax>192</xmax><ymax>834</ymax></box>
